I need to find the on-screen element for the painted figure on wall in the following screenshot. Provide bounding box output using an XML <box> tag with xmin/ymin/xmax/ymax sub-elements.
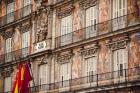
<box><xmin>73</xmin><ymin>3</ymin><xmax>84</xmax><ymax>42</ymax></box>
<box><xmin>128</xmin><ymin>0</ymin><xmax>140</xmax><ymax>25</ymax></box>
<box><xmin>99</xmin><ymin>0</ymin><xmax>109</xmax><ymax>34</ymax></box>
<box><xmin>98</xmin><ymin>42</ymin><xmax>110</xmax><ymax>74</ymax></box>
<box><xmin>129</xmin><ymin>33</ymin><xmax>140</xmax><ymax>77</ymax></box>
<box><xmin>72</xmin><ymin>52</ymin><xmax>81</xmax><ymax>79</ymax></box>
<box><xmin>0</xmin><ymin>36</ymin><xmax>5</xmax><ymax>62</ymax></box>
<box><xmin>13</xmin><ymin>28</ymin><xmax>21</xmax><ymax>59</ymax></box>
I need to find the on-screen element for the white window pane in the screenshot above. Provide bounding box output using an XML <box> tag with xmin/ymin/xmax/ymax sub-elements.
<box><xmin>4</xmin><ymin>77</ymin><xmax>11</xmax><ymax>92</ymax></box>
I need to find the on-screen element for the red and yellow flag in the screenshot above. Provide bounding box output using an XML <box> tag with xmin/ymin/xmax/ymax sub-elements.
<box><xmin>12</xmin><ymin>62</ymin><xmax>32</xmax><ymax>93</ymax></box>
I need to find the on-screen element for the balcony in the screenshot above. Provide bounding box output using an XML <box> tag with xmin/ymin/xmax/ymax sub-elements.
<box><xmin>0</xmin><ymin>47</ymin><xmax>31</xmax><ymax>64</ymax></box>
<box><xmin>0</xmin><ymin>4</ymin><xmax>32</xmax><ymax>27</ymax></box>
<box><xmin>30</xmin><ymin>66</ymin><xmax>140</xmax><ymax>93</ymax></box>
<box><xmin>55</xmin><ymin>12</ymin><xmax>140</xmax><ymax>48</ymax></box>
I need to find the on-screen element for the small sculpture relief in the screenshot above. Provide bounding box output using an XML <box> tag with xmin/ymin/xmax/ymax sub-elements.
<box><xmin>36</xmin><ymin>7</ymin><xmax>49</xmax><ymax>42</ymax></box>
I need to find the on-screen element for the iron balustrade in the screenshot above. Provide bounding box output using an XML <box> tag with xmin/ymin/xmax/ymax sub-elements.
<box><xmin>55</xmin><ymin>12</ymin><xmax>140</xmax><ymax>48</ymax></box>
<box><xmin>0</xmin><ymin>46</ymin><xmax>31</xmax><ymax>64</ymax></box>
<box><xmin>0</xmin><ymin>4</ymin><xmax>32</xmax><ymax>27</ymax></box>
<box><xmin>30</xmin><ymin>66</ymin><xmax>140</xmax><ymax>92</ymax></box>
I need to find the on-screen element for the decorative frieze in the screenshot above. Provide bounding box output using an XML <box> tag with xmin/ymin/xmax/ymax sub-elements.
<box><xmin>19</xmin><ymin>24</ymin><xmax>31</xmax><ymax>33</ymax></box>
<box><xmin>0</xmin><ymin>66</ymin><xmax>14</xmax><ymax>78</ymax></box>
<box><xmin>56</xmin><ymin>4</ymin><xmax>74</xmax><ymax>18</ymax></box>
<box><xmin>57</xmin><ymin>52</ymin><xmax>73</xmax><ymax>64</ymax></box>
<box><xmin>107</xmin><ymin>39</ymin><xmax>129</xmax><ymax>51</ymax></box>
<box><xmin>80</xmin><ymin>43</ymin><xmax>99</xmax><ymax>56</ymax></box>
<box><xmin>79</xmin><ymin>0</ymin><xmax>97</xmax><ymax>9</ymax></box>
<box><xmin>107</xmin><ymin>34</ymin><xmax>130</xmax><ymax>51</ymax></box>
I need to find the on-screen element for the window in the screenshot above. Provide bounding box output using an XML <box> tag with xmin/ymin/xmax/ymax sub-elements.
<box><xmin>60</xmin><ymin>15</ymin><xmax>72</xmax><ymax>46</ymax></box>
<box><xmin>86</xmin><ymin>6</ymin><xmax>97</xmax><ymax>38</ymax></box>
<box><xmin>85</xmin><ymin>56</ymin><xmax>97</xmax><ymax>82</ymax></box>
<box><xmin>22</xmin><ymin>31</ymin><xmax>30</xmax><ymax>57</ymax></box>
<box><xmin>23</xmin><ymin>0</ymin><xmax>31</xmax><ymax>17</ymax></box>
<box><xmin>4</xmin><ymin>77</ymin><xmax>11</xmax><ymax>93</ymax></box>
<box><xmin>6</xmin><ymin>1</ymin><xmax>14</xmax><ymax>23</ymax></box>
<box><xmin>113</xmin><ymin>49</ymin><xmax>128</xmax><ymax>77</ymax></box>
<box><xmin>112</xmin><ymin>0</ymin><xmax>127</xmax><ymax>31</ymax></box>
<box><xmin>39</xmin><ymin>64</ymin><xmax>49</xmax><ymax>85</ymax></box>
<box><xmin>59</xmin><ymin>63</ymin><xmax>71</xmax><ymax>87</ymax></box>
<box><xmin>5</xmin><ymin>38</ymin><xmax>12</xmax><ymax>62</ymax></box>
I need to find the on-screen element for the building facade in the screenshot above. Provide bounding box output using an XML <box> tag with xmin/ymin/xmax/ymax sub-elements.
<box><xmin>0</xmin><ymin>0</ymin><xmax>140</xmax><ymax>93</ymax></box>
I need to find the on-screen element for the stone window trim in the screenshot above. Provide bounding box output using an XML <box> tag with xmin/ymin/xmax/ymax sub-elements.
<box><xmin>79</xmin><ymin>0</ymin><xmax>97</xmax><ymax>10</ymax></box>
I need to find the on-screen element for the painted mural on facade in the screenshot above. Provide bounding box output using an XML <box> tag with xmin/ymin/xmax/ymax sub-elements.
<box><xmin>98</xmin><ymin>41</ymin><xmax>110</xmax><ymax>74</ymax></box>
<box><xmin>72</xmin><ymin>50</ymin><xmax>81</xmax><ymax>79</ymax></box>
<box><xmin>128</xmin><ymin>0</ymin><xmax>140</xmax><ymax>25</ymax></box>
<box><xmin>13</xmin><ymin>28</ymin><xmax>21</xmax><ymax>58</ymax></box>
<box><xmin>73</xmin><ymin>3</ymin><xmax>84</xmax><ymax>42</ymax></box>
<box><xmin>129</xmin><ymin>33</ymin><xmax>140</xmax><ymax>77</ymax></box>
<box><xmin>0</xmin><ymin>35</ymin><xmax>5</xmax><ymax>62</ymax></box>
<box><xmin>99</xmin><ymin>0</ymin><xmax>110</xmax><ymax>34</ymax></box>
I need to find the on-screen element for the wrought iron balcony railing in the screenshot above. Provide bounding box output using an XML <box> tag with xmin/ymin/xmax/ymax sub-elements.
<box><xmin>0</xmin><ymin>4</ymin><xmax>32</xmax><ymax>27</ymax></box>
<box><xmin>0</xmin><ymin>46</ymin><xmax>31</xmax><ymax>64</ymax></box>
<box><xmin>55</xmin><ymin>12</ymin><xmax>140</xmax><ymax>48</ymax></box>
<box><xmin>30</xmin><ymin>66</ymin><xmax>140</xmax><ymax>93</ymax></box>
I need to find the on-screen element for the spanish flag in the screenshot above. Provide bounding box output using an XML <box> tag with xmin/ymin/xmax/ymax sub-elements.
<box><xmin>12</xmin><ymin>62</ymin><xmax>32</xmax><ymax>93</ymax></box>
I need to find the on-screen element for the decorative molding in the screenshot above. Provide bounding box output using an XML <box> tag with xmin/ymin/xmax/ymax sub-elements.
<box><xmin>4</xmin><ymin>30</ymin><xmax>14</xmax><ymax>39</ymax></box>
<box><xmin>19</xmin><ymin>23</ymin><xmax>31</xmax><ymax>33</ymax></box>
<box><xmin>80</xmin><ymin>43</ymin><xmax>99</xmax><ymax>56</ymax></box>
<box><xmin>79</xmin><ymin>0</ymin><xmax>97</xmax><ymax>9</ymax></box>
<box><xmin>1</xmin><ymin>66</ymin><xmax>14</xmax><ymax>78</ymax></box>
<box><xmin>56</xmin><ymin>4</ymin><xmax>74</xmax><ymax>18</ymax></box>
<box><xmin>107</xmin><ymin>39</ymin><xmax>129</xmax><ymax>51</ymax></box>
<box><xmin>107</xmin><ymin>34</ymin><xmax>130</xmax><ymax>51</ymax></box>
<box><xmin>57</xmin><ymin>52</ymin><xmax>73</xmax><ymax>64</ymax></box>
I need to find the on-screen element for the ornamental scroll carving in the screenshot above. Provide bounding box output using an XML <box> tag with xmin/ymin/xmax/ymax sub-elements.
<box><xmin>0</xmin><ymin>66</ymin><xmax>14</xmax><ymax>78</ymax></box>
<box><xmin>80</xmin><ymin>44</ymin><xmax>99</xmax><ymax>56</ymax></box>
<box><xmin>57</xmin><ymin>52</ymin><xmax>73</xmax><ymax>64</ymax></box>
<box><xmin>56</xmin><ymin>4</ymin><xmax>74</xmax><ymax>18</ymax></box>
<box><xmin>107</xmin><ymin>39</ymin><xmax>129</xmax><ymax>51</ymax></box>
<box><xmin>79</xmin><ymin>0</ymin><xmax>97</xmax><ymax>9</ymax></box>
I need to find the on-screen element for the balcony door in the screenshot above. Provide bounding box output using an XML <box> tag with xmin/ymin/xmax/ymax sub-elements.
<box><xmin>59</xmin><ymin>63</ymin><xmax>71</xmax><ymax>87</ymax></box>
<box><xmin>86</xmin><ymin>6</ymin><xmax>97</xmax><ymax>39</ymax></box>
<box><xmin>39</xmin><ymin>64</ymin><xmax>49</xmax><ymax>90</ymax></box>
<box><xmin>5</xmin><ymin>38</ymin><xmax>12</xmax><ymax>62</ymax></box>
<box><xmin>112</xmin><ymin>0</ymin><xmax>127</xmax><ymax>31</ymax></box>
<box><xmin>85</xmin><ymin>56</ymin><xmax>97</xmax><ymax>83</ymax></box>
<box><xmin>7</xmin><ymin>1</ymin><xmax>14</xmax><ymax>23</ymax></box>
<box><xmin>60</xmin><ymin>15</ymin><xmax>72</xmax><ymax>46</ymax></box>
<box><xmin>22</xmin><ymin>31</ymin><xmax>30</xmax><ymax>57</ymax></box>
<box><xmin>113</xmin><ymin>49</ymin><xmax>128</xmax><ymax>82</ymax></box>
